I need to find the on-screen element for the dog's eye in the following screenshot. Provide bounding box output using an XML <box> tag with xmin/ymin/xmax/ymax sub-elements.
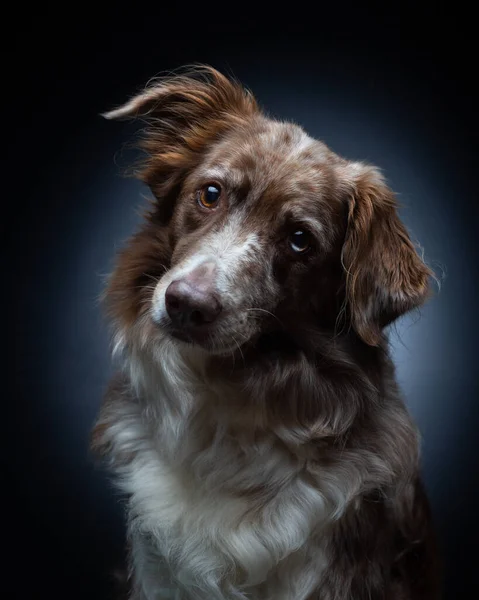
<box><xmin>289</xmin><ymin>230</ymin><xmax>310</xmax><ymax>253</ymax></box>
<box><xmin>198</xmin><ymin>184</ymin><xmax>221</xmax><ymax>209</ymax></box>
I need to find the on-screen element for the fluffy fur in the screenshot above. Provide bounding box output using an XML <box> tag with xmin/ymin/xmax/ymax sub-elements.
<box><xmin>92</xmin><ymin>66</ymin><xmax>440</xmax><ymax>599</ymax></box>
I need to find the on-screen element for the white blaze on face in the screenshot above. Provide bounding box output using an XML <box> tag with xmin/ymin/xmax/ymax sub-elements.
<box><xmin>151</xmin><ymin>214</ymin><xmax>262</xmax><ymax>324</ymax></box>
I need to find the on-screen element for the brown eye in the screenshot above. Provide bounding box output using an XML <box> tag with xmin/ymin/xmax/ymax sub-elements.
<box><xmin>290</xmin><ymin>230</ymin><xmax>310</xmax><ymax>253</ymax></box>
<box><xmin>198</xmin><ymin>184</ymin><xmax>221</xmax><ymax>209</ymax></box>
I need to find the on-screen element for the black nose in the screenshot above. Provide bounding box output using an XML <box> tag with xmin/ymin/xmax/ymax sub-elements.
<box><xmin>165</xmin><ymin>278</ymin><xmax>222</xmax><ymax>328</ymax></box>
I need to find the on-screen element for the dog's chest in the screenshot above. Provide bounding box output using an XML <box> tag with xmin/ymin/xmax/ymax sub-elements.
<box><xmin>118</xmin><ymin>351</ymin><xmax>335</xmax><ymax>598</ymax></box>
<box><xmin>128</xmin><ymin>399</ymin><xmax>302</xmax><ymax>540</ymax></box>
<box><xmin>122</xmin><ymin>407</ymin><xmax>330</xmax><ymax>600</ymax></box>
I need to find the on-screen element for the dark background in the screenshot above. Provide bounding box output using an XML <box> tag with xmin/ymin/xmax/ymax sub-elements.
<box><xmin>6</xmin><ymin>5</ymin><xmax>478</xmax><ymax>599</ymax></box>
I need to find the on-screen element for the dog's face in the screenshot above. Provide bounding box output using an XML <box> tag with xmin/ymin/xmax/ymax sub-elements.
<box><xmin>148</xmin><ymin>122</ymin><xmax>348</xmax><ymax>354</ymax></box>
<box><xmin>104</xmin><ymin>68</ymin><xmax>431</xmax><ymax>355</ymax></box>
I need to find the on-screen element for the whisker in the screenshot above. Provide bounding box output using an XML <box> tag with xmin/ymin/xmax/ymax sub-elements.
<box><xmin>141</xmin><ymin>270</ymin><xmax>168</xmax><ymax>284</ymax></box>
<box><xmin>139</xmin><ymin>296</ymin><xmax>155</xmax><ymax>306</ymax></box>
<box><xmin>245</xmin><ymin>308</ymin><xmax>283</xmax><ymax>327</ymax></box>
<box><xmin>231</xmin><ymin>334</ymin><xmax>246</xmax><ymax>368</ymax></box>
<box><xmin>134</xmin><ymin>284</ymin><xmax>158</xmax><ymax>291</ymax></box>
<box><xmin>228</xmin><ymin>342</ymin><xmax>236</xmax><ymax>372</ymax></box>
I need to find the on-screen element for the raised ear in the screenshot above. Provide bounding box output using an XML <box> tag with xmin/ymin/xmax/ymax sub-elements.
<box><xmin>339</xmin><ymin>162</ymin><xmax>432</xmax><ymax>346</ymax></box>
<box><xmin>102</xmin><ymin>66</ymin><xmax>258</xmax><ymax>205</ymax></box>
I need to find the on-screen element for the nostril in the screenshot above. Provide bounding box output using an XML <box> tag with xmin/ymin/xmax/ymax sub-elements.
<box><xmin>165</xmin><ymin>282</ymin><xmax>186</xmax><ymax>319</ymax></box>
<box><xmin>190</xmin><ymin>310</ymin><xmax>205</xmax><ymax>326</ymax></box>
<box><xmin>167</xmin><ymin>297</ymin><xmax>180</xmax><ymax>311</ymax></box>
<box><xmin>165</xmin><ymin>293</ymin><xmax>181</xmax><ymax>315</ymax></box>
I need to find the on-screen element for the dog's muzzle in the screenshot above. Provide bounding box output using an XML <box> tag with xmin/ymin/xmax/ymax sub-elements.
<box><xmin>164</xmin><ymin>261</ymin><xmax>222</xmax><ymax>340</ymax></box>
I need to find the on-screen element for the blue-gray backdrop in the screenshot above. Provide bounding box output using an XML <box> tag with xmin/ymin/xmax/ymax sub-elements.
<box><xmin>6</xmin><ymin>6</ymin><xmax>478</xmax><ymax>599</ymax></box>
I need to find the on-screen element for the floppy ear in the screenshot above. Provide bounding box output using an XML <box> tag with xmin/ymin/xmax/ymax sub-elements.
<box><xmin>340</xmin><ymin>162</ymin><xmax>432</xmax><ymax>346</ymax></box>
<box><xmin>102</xmin><ymin>66</ymin><xmax>258</xmax><ymax>215</ymax></box>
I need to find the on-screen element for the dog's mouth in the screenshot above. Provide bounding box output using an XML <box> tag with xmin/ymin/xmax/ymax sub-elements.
<box><xmin>155</xmin><ymin>309</ymin><xmax>260</xmax><ymax>356</ymax></box>
<box><xmin>167</xmin><ymin>323</ymin><xmax>214</xmax><ymax>347</ymax></box>
<box><xmin>167</xmin><ymin>327</ymin><xmax>247</xmax><ymax>356</ymax></box>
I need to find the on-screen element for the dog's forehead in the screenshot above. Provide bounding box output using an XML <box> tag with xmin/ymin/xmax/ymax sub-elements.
<box><xmin>201</xmin><ymin>119</ymin><xmax>334</xmax><ymax>195</ymax></box>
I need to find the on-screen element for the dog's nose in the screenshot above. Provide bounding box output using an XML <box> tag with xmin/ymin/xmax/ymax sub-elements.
<box><xmin>165</xmin><ymin>264</ymin><xmax>222</xmax><ymax>328</ymax></box>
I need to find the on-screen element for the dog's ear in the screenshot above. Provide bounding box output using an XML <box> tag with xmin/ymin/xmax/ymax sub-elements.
<box><xmin>102</xmin><ymin>66</ymin><xmax>258</xmax><ymax>206</ymax></box>
<box><xmin>339</xmin><ymin>162</ymin><xmax>432</xmax><ymax>346</ymax></box>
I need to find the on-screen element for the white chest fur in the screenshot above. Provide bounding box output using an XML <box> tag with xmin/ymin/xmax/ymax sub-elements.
<box><xmin>107</xmin><ymin>340</ymin><xmax>351</xmax><ymax>600</ymax></box>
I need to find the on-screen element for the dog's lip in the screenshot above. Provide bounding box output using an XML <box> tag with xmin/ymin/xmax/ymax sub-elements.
<box><xmin>159</xmin><ymin>308</ymin><xmax>232</xmax><ymax>345</ymax></box>
<box><xmin>153</xmin><ymin>312</ymin><xmax>251</xmax><ymax>354</ymax></box>
<box><xmin>152</xmin><ymin>313</ymin><xmax>216</xmax><ymax>342</ymax></box>
<box><xmin>168</xmin><ymin>326</ymin><xmax>211</xmax><ymax>345</ymax></box>
<box><xmin>168</xmin><ymin>328</ymin><xmax>198</xmax><ymax>343</ymax></box>
<box><xmin>166</xmin><ymin>326</ymin><xmax>243</xmax><ymax>356</ymax></box>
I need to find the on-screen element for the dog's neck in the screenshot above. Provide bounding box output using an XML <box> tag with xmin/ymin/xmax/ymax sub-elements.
<box><xmin>118</xmin><ymin>327</ymin><xmax>387</xmax><ymax>456</ymax></box>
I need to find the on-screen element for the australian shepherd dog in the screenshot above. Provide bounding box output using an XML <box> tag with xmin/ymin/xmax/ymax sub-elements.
<box><xmin>92</xmin><ymin>67</ymin><xmax>440</xmax><ymax>599</ymax></box>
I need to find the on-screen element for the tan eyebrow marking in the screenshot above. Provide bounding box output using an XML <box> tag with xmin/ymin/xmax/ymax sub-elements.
<box><xmin>286</xmin><ymin>206</ymin><xmax>324</xmax><ymax>237</ymax></box>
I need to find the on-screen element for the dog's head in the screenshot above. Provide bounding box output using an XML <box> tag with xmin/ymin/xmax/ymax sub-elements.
<box><xmin>104</xmin><ymin>67</ymin><xmax>431</xmax><ymax>356</ymax></box>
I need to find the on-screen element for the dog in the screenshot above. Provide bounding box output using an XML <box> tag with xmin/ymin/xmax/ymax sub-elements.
<box><xmin>92</xmin><ymin>66</ymin><xmax>440</xmax><ymax>599</ymax></box>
